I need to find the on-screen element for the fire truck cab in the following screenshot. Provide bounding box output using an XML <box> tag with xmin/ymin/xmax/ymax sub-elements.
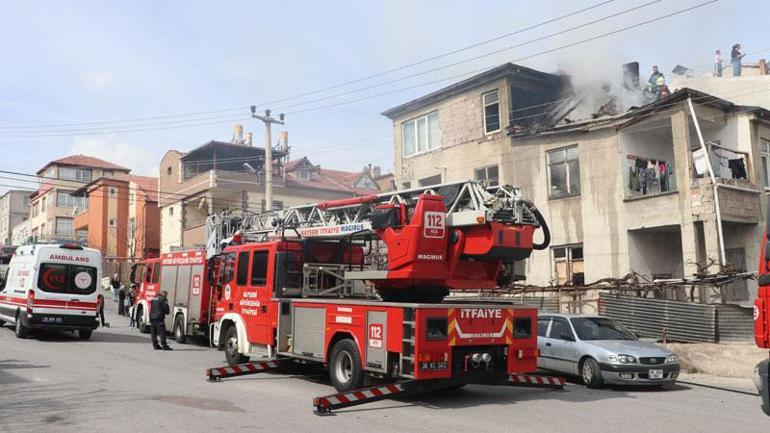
<box><xmin>0</xmin><ymin>243</ymin><xmax>100</xmax><ymax>339</ymax></box>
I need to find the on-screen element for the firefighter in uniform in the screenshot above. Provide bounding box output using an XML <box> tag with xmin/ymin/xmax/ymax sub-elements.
<box><xmin>150</xmin><ymin>290</ymin><xmax>172</xmax><ymax>351</ymax></box>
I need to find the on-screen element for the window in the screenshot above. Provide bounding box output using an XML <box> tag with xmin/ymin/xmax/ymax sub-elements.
<box><xmin>475</xmin><ymin>165</ymin><xmax>499</xmax><ymax>186</ymax></box>
<box><xmin>221</xmin><ymin>252</ymin><xmax>236</xmax><ymax>284</ymax></box>
<box><xmin>32</xmin><ymin>203</ymin><xmax>39</xmax><ymax>217</ymax></box>
<box><xmin>552</xmin><ymin>244</ymin><xmax>584</xmax><ymax>285</ymax></box>
<box><xmin>513</xmin><ymin>317</ymin><xmax>532</xmax><ymax>339</ymax></box>
<box><xmin>549</xmin><ymin>317</ymin><xmax>574</xmax><ymax>341</ymax></box>
<box><xmin>57</xmin><ymin>191</ymin><xmax>87</xmax><ymax>209</ymax></box>
<box><xmin>129</xmin><ymin>192</ymin><xmax>135</xmax><ymax>204</ymax></box>
<box><xmin>251</xmin><ymin>251</ymin><xmax>268</xmax><ymax>286</ymax></box>
<box><xmin>402</xmin><ymin>181</ymin><xmax>411</xmax><ymax>189</ymax></box>
<box><xmin>41</xmin><ymin>223</ymin><xmax>46</xmax><ymax>236</ymax></box>
<box><xmin>572</xmin><ymin>317</ymin><xmax>635</xmax><ymax>341</ymax></box>
<box><xmin>59</xmin><ymin>167</ymin><xmax>92</xmax><ymax>182</ymax></box>
<box><xmin>762</xmin><ymin>139</ymin><xmax>770</xmax><ymax>188</ymax></box>
<box><xmin>109</xmin><ymin>188</ymin><xmax>117</xmax><ymax>196</ymax></box>
<box><xmin>547</xmin><ymin>145</ymin><xmax>580</xmax><ymax>198</ymax></box>
<box><xmin>37</xmin><ymin>264</ymin><xmax>97</xmax><ymax>295</ymax></box>
<box><xmin>236</xmin><ymin>251</ymin><xmax>250</xmax><ymax>285</ymax></box>
<box><xmin>426</xmin><ymin>318</ymin><xmax>448</xmax><ymax>340</ymax></box>
<box><xmin>418</xmin><ymin>174</ymin><xmax>442</xmax><ymax>187</ymax></box>
<box><xmin>56</xmin><ymin>217</ymin><xmax>73</xmax><ymax>236</ymax></box>
<box><xmin>167</xmin><ymin>167</ymin><xmax>173</xmax><ymax>176</ymax></box>
<box><xmin>151</xmin><ymin>264</ymin><xmax>161</xmax><ymax>283</ymax></box>
<box><xmin>483</xmin><ymin>90</ymin><xmax>500</xmax><ymax>134</ymax></box>
<box><xmin>109</xmin><ymin>218</ymin><xmax>115</xmax><ymax>226</ymax></box>
<box><xmin>41</xmin><ymin>196</ymin><xmax>46</xmax><ymax>209</ymax></box>
<box><xmin>103</xmin><ymin>170</ymin><xmax>113</xmax><ymax>177</ymax></box>
<box><xmin>402</xmin><ymin>112</ymin><xmax>440</xmax><ymax>157</ymax></box>
<box><xmin>169</xmin><ymin>207</ymin><xmax>174</xmax><ymax>217</ymax></box>
<box><xmin>537</xmin><ymin>317</ymin><xmax>551</xmax><ymax>337</ymax></box>
<box><xmin>297</xmin><ymin>167</ymin><xmax>311</xmax><ymax>180</ymax></box>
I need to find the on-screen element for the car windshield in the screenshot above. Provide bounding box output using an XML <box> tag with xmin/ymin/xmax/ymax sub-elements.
<box><xmin>571</xmin><ymin>317</ymin><xmax>636</xmax><ymax>341</ymax></box>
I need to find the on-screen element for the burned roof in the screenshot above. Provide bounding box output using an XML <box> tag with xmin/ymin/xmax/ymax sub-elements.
<box><xmin>508</xmin><ymin>87</ymin><xmax>770</xmax><ymax>139</ymax></box>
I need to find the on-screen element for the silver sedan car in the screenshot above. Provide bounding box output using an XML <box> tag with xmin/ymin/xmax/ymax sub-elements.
<box><xmin>537</xmin><ymin>314</ymin><xmax>680</xmax><ymax>388</ymax></box>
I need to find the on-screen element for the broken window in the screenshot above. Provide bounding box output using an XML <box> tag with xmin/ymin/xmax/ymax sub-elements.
<box><xmin>552</xmin><ymin>244</ymin><xmax>584</xmax><ymax>285</ymax></box>
<box><xmin>547</xmin><ymin>145</ymin><xmax>580</xmax><ymax>199</ymax></box>
<box><xmin>483</xmin><ymin>90</ymin><xmax>500</xmax><ymax>134</ymax></box>
<box><xmin>475</xmin><ymin>165</ymin><xmax>499</xmax><ymax>186</ymax></box>
<box><xmin>402</xmin><ymin>112</ymin><xmax>440</xmax><ymax>157</ymax></box>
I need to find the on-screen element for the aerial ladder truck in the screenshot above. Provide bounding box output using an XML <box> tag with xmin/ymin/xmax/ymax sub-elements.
<box><xmin>194</xmin><ymin>180</ymin><xmax>558</xmax><ymax>414</ymax></box>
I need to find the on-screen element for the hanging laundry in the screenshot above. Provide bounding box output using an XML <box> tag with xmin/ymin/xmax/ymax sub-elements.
<box><xmin>629</xmin><ymin>167</ymin><xmax>640</xmax><ymax>191</ymax></box>
<box><xmin>728</xmin><ymin>158</ymin><xmax>747</xmax><ymax>179</ymax></box>
<box><xmin>659</xmin><ymin>162</ymin><xmax>668</xmax><ymax>191</ymax></box>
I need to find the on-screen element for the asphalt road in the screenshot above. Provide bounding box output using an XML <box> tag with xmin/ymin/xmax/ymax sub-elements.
<box><xmin>0</xmin><ymin>304</ymin><xmax>767</xmax><ymax>433</ymax></box>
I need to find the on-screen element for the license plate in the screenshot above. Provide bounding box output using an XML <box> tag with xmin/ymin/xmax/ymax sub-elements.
<box><xmin>41</xmin><ymin>316</ymin><xmax>63</xmax><ymax>324</ymax></box>
<box><xmin>419</xmin><ymin>361</ymin><xmax>448</xmax><ymax>371</ymax></box>
<box><xmin>649</xmin><ymin>369</ymin><xmax>664</xmax><ymax>379</ymax></box>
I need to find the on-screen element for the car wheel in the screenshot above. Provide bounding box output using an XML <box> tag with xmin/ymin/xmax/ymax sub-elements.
<box><xmin>224</xmin><ymin>326</ymin><xmax>249</xmax><ymax>366</ymax></box>
<box><xmin>581</xmin><ymin>357</ymin><xmax>604</xmax><ymax>389</ymax></box>
<box><xmin>329</xmin><ymin>339</ymin><xmax>364</xmax><ymax>392</ymax></box>
<box><xmin>14</xmin><ymin>313</ymin><xmax>28</xmax><ymax>339</ymax></box>
<box><xmin>0</xmin><ymin>319</ymin><xmax>5</xmax><ymax>327</ymax></box>
<box><xmin>78</xmin><ymin>329</ymin><xmax>92</xmax><ymax>340</ymax></box>
<box><xmin>174</xmin><ymin>315</ymin><xmax>187</xmax><ymax>344</ymax></box>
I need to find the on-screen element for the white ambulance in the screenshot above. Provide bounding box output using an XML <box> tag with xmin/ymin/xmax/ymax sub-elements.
<box><xmin>0</xmin><ymin>243</ymin><xmax>101</xmax><ymax>339</ymax></box>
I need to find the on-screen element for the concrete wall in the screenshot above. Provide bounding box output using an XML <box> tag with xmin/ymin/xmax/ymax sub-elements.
<box><xmin>393</xmin><ymin>77</ymin><xmax>510</xmax><ymax>186</ymax></box>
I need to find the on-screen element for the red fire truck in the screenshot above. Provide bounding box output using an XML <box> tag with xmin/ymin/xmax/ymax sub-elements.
<box><xmin>199</xmin><ymin>181</ymin><xmax>561</xmax><ymax>413</ymax></box>
<box><xmin>753</xmin><ymin>219</ymin><xmax>770</xmax><ymax>414</ymax></box>
<box><xmin>130</xmin><ymin>250</ymin><xmax>214</xmax><ymax>343</ymax></box>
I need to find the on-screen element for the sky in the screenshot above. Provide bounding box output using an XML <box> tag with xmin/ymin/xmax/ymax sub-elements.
<box><xmin>0</xmin><ymin>0</ymin><xmax>767</xmax><ymax>191</ymax></box>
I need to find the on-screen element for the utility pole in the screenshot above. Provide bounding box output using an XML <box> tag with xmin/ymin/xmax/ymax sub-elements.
<box><xmin>250</xmin><ymin>106</ymin><xmax>284</xmax><ymax>212</ymax></box>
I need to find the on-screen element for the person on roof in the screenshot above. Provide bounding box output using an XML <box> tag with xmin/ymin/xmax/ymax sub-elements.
<box><xmin>714</xmin><ymin>49</ymin><xmax>723</xmax><ymax>77</ymax></box>
<box><xmin>731</xmin><ymin>43</ymin><xmax>745</xmax><ymax>76</ymax></box>
<box><xmin>648</xmin><ymin>65</ymin><xmax>665</xmax><ymax>92</ymax></box>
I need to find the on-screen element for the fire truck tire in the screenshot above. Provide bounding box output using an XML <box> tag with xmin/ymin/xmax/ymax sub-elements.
<box><xmin>14</xmin><ymin>313</ymin><xmax>28</xmax><ymax>339</ymax></box>
<box><xmin>78</xmin><ymin>329</ymin><xmax>92</xmax><ymax>340</ymax></box>
<box><xmin>173</xmin><ymin>316</ymin><xmax>187</xmax><ymax>344</ymax></box>
<box><xmin>581</xmin><ymin>357</ymin><xmax>604</xmax><ymax>389</ymax></box>
<box><xmin>224</xmin><ymin>326</ymin><xmax>249</xmax><ymax>366</ymax></box>
<box><xmin>329</xmin><ymin>339</ymin><xmax>364</xmax><ymax>392</ymax></box>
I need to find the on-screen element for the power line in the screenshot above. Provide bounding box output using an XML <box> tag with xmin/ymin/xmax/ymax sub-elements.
<box><xmin>0</xmin><ymin>1</ymin><xmax>618</xmax><ymax>132</ymax></box>
<box><xmin>273</xmin><ymin>0</ymin><xmax>665</xmax><ymax>112</ymax></box>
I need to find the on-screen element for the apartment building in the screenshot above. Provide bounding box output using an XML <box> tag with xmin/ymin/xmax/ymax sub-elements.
<box><xmin>72</xmin><ymin>175</ymin><xmax>160</xmax><ymax>260</ymax></box>
<box><xmin>28</xmin><ymin>155</ymin><xmax>131</xmax><ymax>241</ymax></box>
<box><xmin>159</xmin><ymin>138</ymin><xmax>381</xmax><ymax>252</ymax></box>
<box><xmin>0</xmin><ymin>189</ymin><xmax>32</xmax><ymax>245</ymax></box>
<box><xmin>383</xmin><ymin>63</ymin><xmax>770</xmax><ymax>308</ymax></box>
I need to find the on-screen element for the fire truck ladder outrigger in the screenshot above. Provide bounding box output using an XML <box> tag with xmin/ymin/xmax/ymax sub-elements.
<box><xmin>203</xmin><ymin>180</ymin><xmax>560</xmax><ymax>414</ymax></box>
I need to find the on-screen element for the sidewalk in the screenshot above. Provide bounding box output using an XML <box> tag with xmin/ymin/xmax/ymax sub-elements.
<box><xmin>664</xmin><ymin>342</ymin><xmax>767</xmax><ymax>379</ymax></box>
<box><xmin>678</xmin><ymin>372</ymin><xmax>758</xmax><ymax>394</ymax></box>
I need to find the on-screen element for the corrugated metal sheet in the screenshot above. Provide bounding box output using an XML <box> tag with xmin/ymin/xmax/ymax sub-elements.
<box><xmin>511</xmin><ymin>296</ymin><xmax>560</xmax><ymax>313</ymax></box>
<box><xmin>599</xmin><ymin>293</ymin><xmax>716</xmax><ymax>343</ymax></box>
<box><xmin>716</xmin><ymin>305</ymin><xmax>754</xmax><ymax>343</ymax></box>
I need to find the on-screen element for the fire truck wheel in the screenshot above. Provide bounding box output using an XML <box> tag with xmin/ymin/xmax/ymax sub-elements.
<box><xmin>329</xmin><ymin>339</ymin><xmax>364</xmax><ymax>392</ymax></box>
<box><xmin>224</xmin><ymin>326</ymin><xmax>249</xmax><ymax>366</ymax></box>
<box><xmin>174</xmin><ymin>316</ymin><xmax>187</xmax><ymax>344</ymax></box>
<box><xmin>14</xmin><ymin>313</ymin><xmax>28</xmax><ymax>339</ymax></box>
<box><xmin>581</xmin><ymin>357</ymin><xmax>604</xmax><ymax>389</ymax></box>
<box><xmin>78</xmin><ymin>329</ymin><xmax>92</xmax><ymax>340</ymax></box>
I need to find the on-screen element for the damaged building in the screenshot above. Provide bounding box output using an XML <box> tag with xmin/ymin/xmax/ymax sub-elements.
<box><xmin>383</xmin><ymin>62</ymin><xmax>770</xmax><ymax>310</ymax></box>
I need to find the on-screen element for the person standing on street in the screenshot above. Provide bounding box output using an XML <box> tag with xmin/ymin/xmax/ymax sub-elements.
<box><xmin>110</xmin><ymin>273</ymin><xmax>120</xmax><ymax>306</ymax></box>
<box><xmin>150</xmin><ymin>290</ymin><xmax>172</xmax><ymax>351</ymax></box>
<box><xmin>117</xmin><ymin>285</ymin><xmax>126</xmax><ymax>316</ymax></box>
<box><xmin>731</xmin><ymin>43</ymin><xmax>745</xmax><ymax>76</ymax></box>
<box><xmin>96</xmin><ymin>294</ymin><xmax>106</xmax><ymax>327</ymax></box>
